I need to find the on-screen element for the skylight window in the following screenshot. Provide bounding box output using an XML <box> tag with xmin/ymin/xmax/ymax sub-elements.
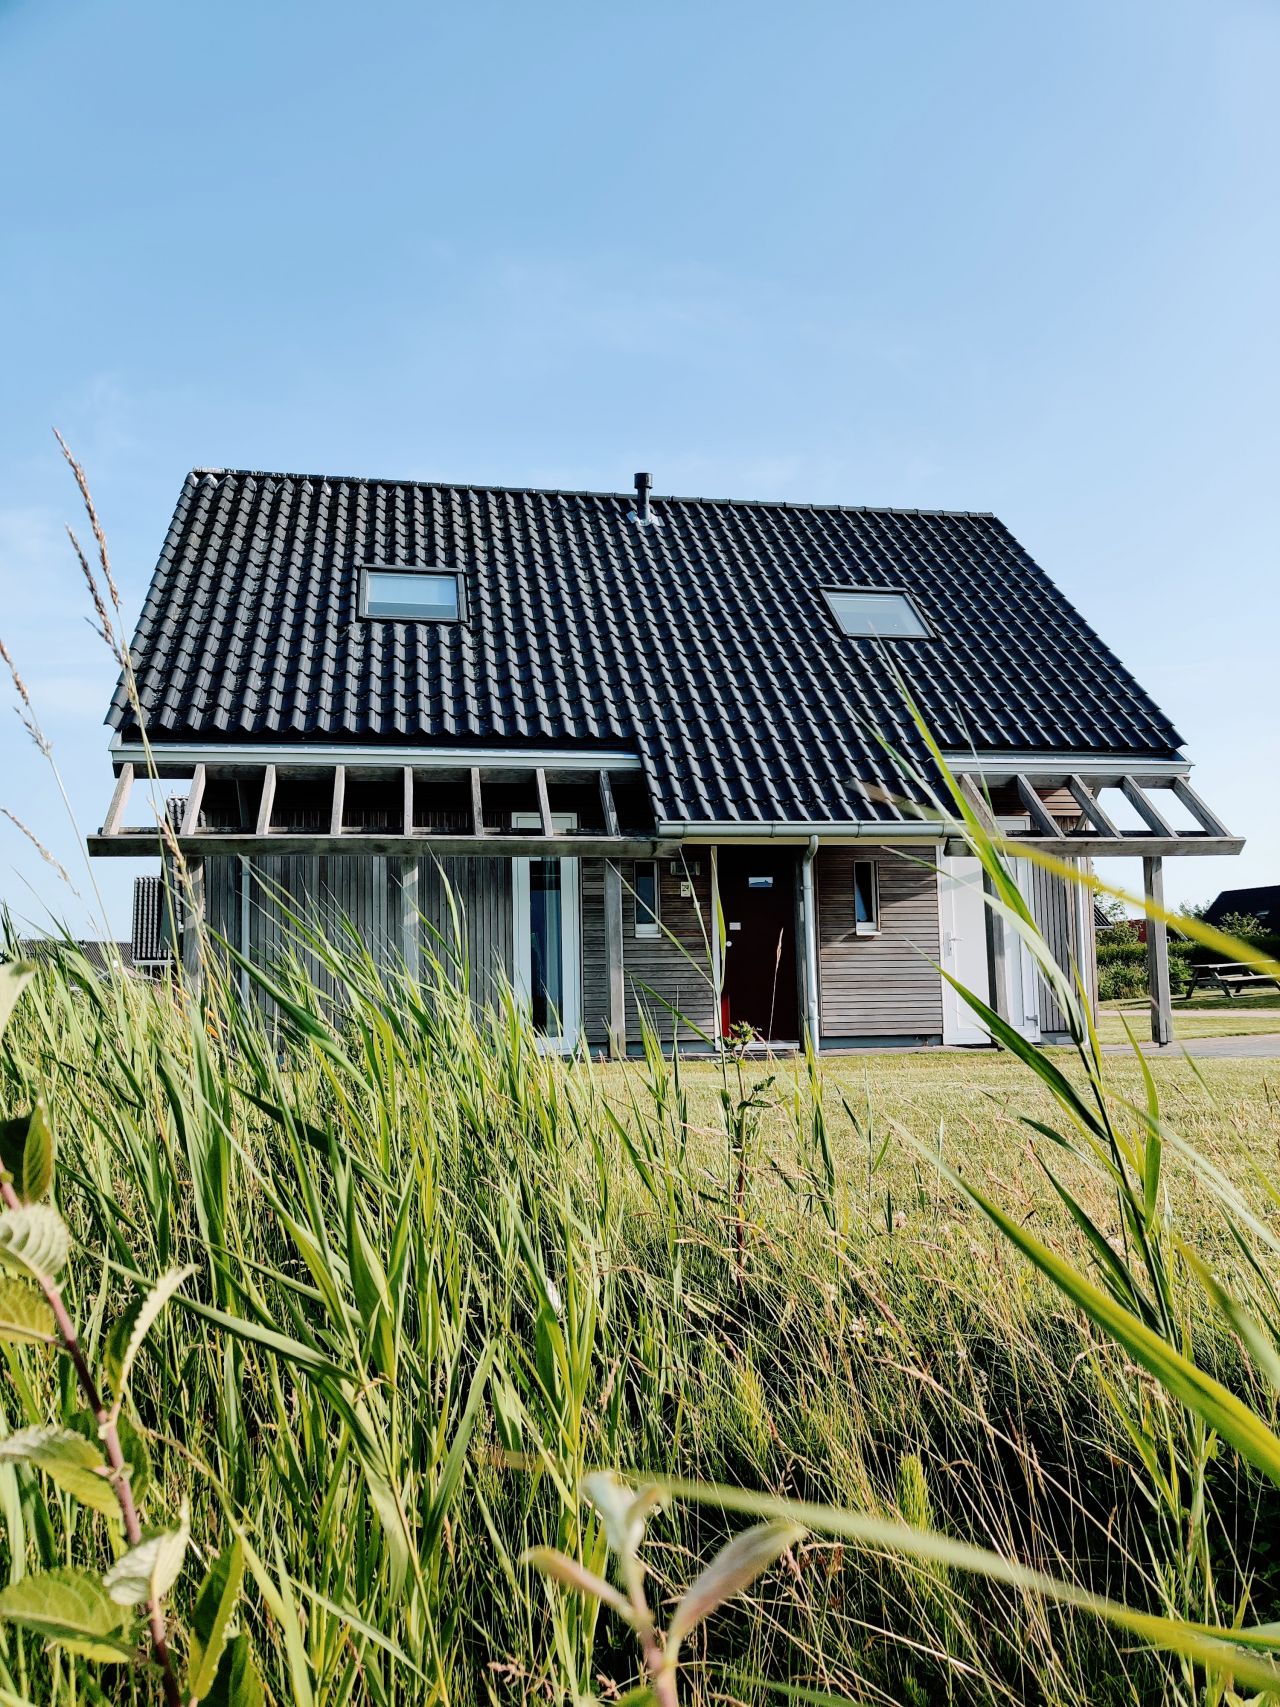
<box><xmin>822</xmin><ymin>587</ymin><xmax>930</xmax><ymax>640</ymax></box>
<box><xmin>361</xmin><ymin>568</ymin><xmax>462</xmax><ymax>622</ymax></box>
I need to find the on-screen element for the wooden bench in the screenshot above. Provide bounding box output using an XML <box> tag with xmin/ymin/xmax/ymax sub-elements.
<box><xmin>1186</xmin><ymin>961</ymin><xmax>1280</xmax><ymax>1000</ymax></box>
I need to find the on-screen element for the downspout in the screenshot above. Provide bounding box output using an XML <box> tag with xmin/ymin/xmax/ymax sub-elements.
<box><xmin>801</xmin><ymin>835</ymin><xmax>821</xmax><ymax>1051</ymax></box>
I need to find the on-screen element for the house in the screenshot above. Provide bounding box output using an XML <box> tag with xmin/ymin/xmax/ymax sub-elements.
<box><xmin>89</xmin><ymin>470</ymin><xmax>1242</xmax><ymax>1051</ymax></box>
<box><xmin>1203</xmin><ymin>886</ymin><xmax>1279</xmax><ymax>937</ymax></box>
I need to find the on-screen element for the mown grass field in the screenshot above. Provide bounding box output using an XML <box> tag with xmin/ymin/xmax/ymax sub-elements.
<box><xmin>3</xmin><ymin>925</ymin><xmax>1280</xmax><ymax>1707</ymax></box>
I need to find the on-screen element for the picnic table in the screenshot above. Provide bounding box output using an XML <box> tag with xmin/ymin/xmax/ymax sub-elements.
<box><xmin>1186</xmin><ymin>961</ymin><xmax>1280</xmax><ymax>1000</ymax></box>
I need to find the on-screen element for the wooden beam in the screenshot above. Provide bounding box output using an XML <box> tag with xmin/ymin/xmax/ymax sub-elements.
<box><xmin>1170</xmin><ymin>775</ymin><xmax>1230</xmax><ymax>837</ymax></box>
<box><xmin>181</xmin><ymin>859</ymin><xmax>205</xmax><ymax>997</ymax></box>
<box><xmin>1066</xmin><ymin>774</ymin><xmax>1120</xmax><ymax>836</ymax></box>
<box><xmin>402</xmin><ymin>766</ymin><xmax>415</xmax><ymax>836</ymax></box>
<box><xmin>255</xmin><ymin>765</ymin><xmax>277</xmax><ymax>837</ymax></box>
<box><xmin>330</xmin><ymin>765</ymin><xmax>346</xmax><ymax>836</ymax></box>
<box><xmin>397</xmin><ymin>857</ymin><xmax>420</xmax><ymax>982</ymax></box>
<box><xmin>534</xmin><ymin>768</ymin><xmax>554</xmax><ymax>839</ymax></box>
<box><xmin>102</xmin><ymin>763</ymin><xmax>135</xmax><ymax>836</ymax></box>
<box><xmin>1121</xmin><ymin>777</ymin><xmax>1175</xmax><ymax>837</ymax></box>
<box><xmin>179</xmin><ymin>765</ymin><xmax>206</xmax><ymax>837</ymax></box>
<box><xmin>1014</xmin><ymin>775</ymin><xmax>1064</xmax><ymax>839</ymax></box>
<box><xmin>470</xmin><ymin>768</ymin><xmax>484</xmax><ymax>837</ymax></box>
<box><xmin>603</xmin><ymin>859</ymin><xmax>626</xmax><ymax>1059</ymax></box>
<box><xmin>942</xmin><ymin>835</ymin><xmax>1245</xmax><ymax>860</ymax></box>
<box><xmin>598</xmin><ymin>770</ymin><xmax>620</xmax><ymax>838</ymax></box>
<box><xmin>1144</xmin><ymin>856</ymin><xmax>1173</xmax><ymax>1047</ymax></box>
<box><xmin>90</xmin><ymin>832</ymin><xmax>684</xmax><ymax>859</ymax></box>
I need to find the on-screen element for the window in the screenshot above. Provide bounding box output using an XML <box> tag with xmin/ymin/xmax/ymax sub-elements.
<box><xmin>634</xmin><ymin>860</ymin><xmax>660</xmax><ymax>938</ymax></box>
<box><xmin>361</xmin><ymin>567</ymin><xmax>462</xmax><ymax>622</ymax></box>
<box><xmin>853</xmin><ymin>860</ymin><xmax>879</xmax><ymax>935</ymax></box>
<box><xmin>822</xmin><ymin>587</ymin><xmax>930</xmax><ymax>639</ymax></box>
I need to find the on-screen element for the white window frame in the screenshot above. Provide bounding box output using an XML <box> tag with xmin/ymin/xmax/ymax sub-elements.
<box><xmin>633</xmin><ymin>859</ymin><xmax>661</xmax><ymax>939</ymax></box>
<box><xmin>359</xmin><ymin>565</ymin><xmax>465</xmax><ymax>623</ymax></box>
<box><xmin>853</xmin><ymin>858</ymin><xmax>880</xmax><ymax>936</ymax></box>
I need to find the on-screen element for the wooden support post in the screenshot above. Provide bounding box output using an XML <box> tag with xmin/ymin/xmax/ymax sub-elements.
<box><xmin>982</xmin><ymin>869</ymin><xmax>1011</xmax><ymax>1025</ymax></box>
<box><xmin>603</xmin><ymin>859</ymin><xmax>626</xmax><ymax>1059</ymax></box>
<box><xmin>598</xmin><ymin>770</ymin><xmax>620</xmax><ymax>838</ymax></box>
<box><xmin>255</xmin><ymin>765</ymin><xmax>277</xmax><ymax>837</ymax></box>
<box><xmin>329</xmin><ymin>766</ymin><xmax>346</xmax><ymax>837</ymax></box>
<box><xmin>181</xmin><ymin>859</ymin><xmax>205</xmax><ymax>997</ymax></box>
<box><xmin>103</xmin><ymin>763</ymin><xmax>134</xmax><ymax>836</ymax></box>
<box><xmin>402</xmin><ymin>766</ymin><xmax>415</xmax><ymax>836</ymax></box>
<box><xmin>469</xmin><ymin>768</ymin><xmax>484</xmax><ymax>837</ymax></box>
<box><xmin>1144</xmin><ymin>856</ymin><xmax>1173</xmax><ymax>1047</ymax></box>
<box><xmin>180</xmin><ymin>765</ymin><xmax>206</xmax><ymax>837</ymax></box>
<box><xmin>397</xmin><ymin>857</ymin><xmax>421</xmax><ymax>982</ymax></box>
<box><xmin>534</xmin><ymin>768</ymin><xmax>554</xmax><ymax>839</ymax></box>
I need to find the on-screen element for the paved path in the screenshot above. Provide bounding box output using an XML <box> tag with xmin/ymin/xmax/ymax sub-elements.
<box><xmin>1102</xmin><ymin>1033</ymin><xmax>1280</xmax><ymax>1059</ymax></box>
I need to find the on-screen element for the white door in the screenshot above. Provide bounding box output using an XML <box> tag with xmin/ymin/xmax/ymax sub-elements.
<box><xmin>512</xmin><ymin>814</ymin><xmax>581</xmax><ymax>1052</ymax></box>
<box><xmin>939</xmin><ymin>855</ymin><xmax>992</xmax><ymax>1045</ymax></box>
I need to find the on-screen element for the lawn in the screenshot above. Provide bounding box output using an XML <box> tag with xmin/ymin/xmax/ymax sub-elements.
<box><xmin>1097</xmin><ymin>1002</ymin><xmax>1280</xmax><ymax>1042</ymax></box>
<box><xmin>2</xmin><ymin>946</ymin><xmax>1280</xmax><ymax>1706</ymax></box>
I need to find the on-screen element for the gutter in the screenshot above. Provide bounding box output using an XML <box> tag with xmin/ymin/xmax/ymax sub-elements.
<box><xmin>657</xmin><ymin>819</ymin><xmax>951</xmax><ymax>841</ymax></box>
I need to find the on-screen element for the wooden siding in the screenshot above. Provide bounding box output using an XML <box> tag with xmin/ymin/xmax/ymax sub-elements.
<box><xmin>411</xmin><ymin>856</ymin><xmax>513</xmax><ymax>1008</ymax></box>
<box><xmin>582</xmin><ymin>857</ymin><xmax>717</xmax><ymax>1048</ymax></box>
<box><xmin>816</xmin><ymin>847</ymin><xmax>943</xmax><ymax>1037</ymax></box>
<box><xmin>1027</xmin><ymin>858</ymin><xmax>1096</xmax><ymax>1033</ymax></box>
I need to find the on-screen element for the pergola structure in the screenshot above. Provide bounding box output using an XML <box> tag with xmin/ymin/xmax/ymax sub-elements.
<box><xmin>944</xmin><ymin>755</ymin><xmax>1243</xmax><ymax>1047</ymax></box>
<box><xmin>89</xmin><ymin>744</ymin><xmax>1242</xmax><ymax>1052</ymax></box>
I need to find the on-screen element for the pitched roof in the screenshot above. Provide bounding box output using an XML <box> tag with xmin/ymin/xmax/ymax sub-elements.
<box><xmin>1204</xmin><ymin>886</ymin><xmax>1280</xmax><ymax>931</ymax></box>
<box><xmin>109</xmin><ymin>470</ymin><xmax>1184</xmax><ymax>826</ymax></box>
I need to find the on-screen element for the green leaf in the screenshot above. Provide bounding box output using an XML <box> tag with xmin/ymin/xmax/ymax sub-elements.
<box><xmin>921</xmin><ymin>1147</ymin><xmax>1280</xmax><ymax>1489</ymax></box>
<box><xmin>0</xmin><ymin>1206</ymin><xmax>70</xmax><ymax>1282</ymax></box>
<box><xmin>0</xmin><ymin>1565</ymin><xmax>133</xmax><ymax>1661</ymax></box>
<box><xmin>0</xmin><ymin>1425</ymin><xmax>119</xmax><ymax>1516</ymax></box>
<box><xmin>0</xmin><ymin>962</ymin><xmax>35</xmax><ymax>1042</ymax></box>
<box><xmin>0</xmin><ymin>1277</ymin><xmax>55</xmax><ymax>1345</ymax></box>
<box><xmin>581</xmin><ymin>1471</ymin><xmax>664</xmax><ymax>1561</ymax></box>
<box><xmin>647</xmin><ymin>1476</ymin><xmax>1280</xmax><ymax>1695</ymax></box>
<box><xmin>202</xmin><ymin>1633</ymin><xmax>265</xmax><ymax>1707</ymax></box>
<box><xmin>104</xmin><ymin>1503</ymin><xmax>190</xmax><ymax>1605</ymax></box>
<box><xmin>521</xmin><ymin>1546</ymin><xmax>633</xmax><ymax>1623</ymax></box>
<box><xmin>0</xmin><ymin>1099</ymin><xmax>54</xmax><ymax>1203</ymax></box>
<box><xmin>667</xmin><ymin>1521</ymin><xmax>804</xmax><ymax>1655</ymax></box>
<box><xmin>188</xmin><ymin>1539</ymin><xmax>245</xmax><ymax>1700</ymax></box>
<box><xmin>105</xmin><ymin>1265</ymin><xmax>196</xmax><ymax>1398</ymax></box>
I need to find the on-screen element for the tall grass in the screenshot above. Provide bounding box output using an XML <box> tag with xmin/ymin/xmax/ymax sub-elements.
<box><xmin>2</xmin><ymin>445</ymin><xmax>1280</xmax><ymax>1700</ymax></box>
<box><xmin>0</xmin><ymin>874</ymin><xmax>1278</xmax><ymax>1702</ymax></box>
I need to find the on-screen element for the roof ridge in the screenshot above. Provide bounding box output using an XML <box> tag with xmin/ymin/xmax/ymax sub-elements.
<box><xmin>187</xmin><ymin>468</ymin><xmax>997</xmax><ymax>520</ymax></box>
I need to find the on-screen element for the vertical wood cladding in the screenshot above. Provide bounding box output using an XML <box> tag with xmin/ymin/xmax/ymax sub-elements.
<box><xmin>1027</xmin><ymin>858</ymin><xmax>1096</xmax><ymax>1033</ymax></box>
<box><xmin>582</xmin><ymin>857</ymin><xmax>717</xmax><ymax>1048</ymax></box>
<box><xmin>816</xmin><ymin>846</ymin><xmax>943</xmax><ymax>1037</ymax></box>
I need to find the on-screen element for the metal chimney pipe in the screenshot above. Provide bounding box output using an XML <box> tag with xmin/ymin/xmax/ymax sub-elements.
<box><xmin>633</xmin><ymin>471</ymin><xmax>652</xmax><ymax>525</ymax></box>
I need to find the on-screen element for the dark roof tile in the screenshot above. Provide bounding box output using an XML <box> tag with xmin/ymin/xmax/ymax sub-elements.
<box><xmin>110</xmin><ymin>472</ymin><xmax>1183</xmax><ymax>824</ymax></box>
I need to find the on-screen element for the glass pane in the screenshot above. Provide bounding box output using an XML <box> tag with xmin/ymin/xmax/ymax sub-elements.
<box><xmin>635</xmin><ymin>862</ymin><xmax>658</xmax><ymax>931</ymax></box>
<box><xmin>365</xmin><ymin>570</ymin><xmax>459</xmax><ymax>621</ymax></box>
<box><xmin>854</xmin><ymin>863</ymin><xmax>876</xmax><ymax>925</ymax></box>
<box><xmin>824</xmin><ymin>589</ymin><xmax>929</xmax><ymax>638</ymax></box>
<box><xmin>529</xmin><ymin>858</ymin><xmax>563</xmax><ymax>1032</ymax></box>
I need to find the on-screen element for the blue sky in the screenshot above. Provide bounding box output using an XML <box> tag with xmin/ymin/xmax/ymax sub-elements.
<box><xmin>1</xmin><ymin>0</ymin><xmax>1276</xmax><ymax>936</ymax></box>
